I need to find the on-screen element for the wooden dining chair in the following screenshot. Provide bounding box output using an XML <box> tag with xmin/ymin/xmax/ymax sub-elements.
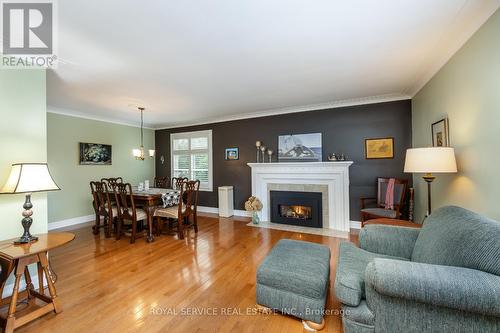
<box><xmin>171</xmin><ymin>177</ymin><xmax>188</xmax><ymax>190</ymax></box>
<box><xmin>101</xmin><ymin>177</ymin><xmax>123</xmax><ymax>192</ymax></box>
<box><xmin>114</xmin><ymin>182</ymin><xmax>148</xmax><ymax>243</ymax></box>
<box><xmin>90</xmin><ymin>181</ymin><xmax>117</xmax><ymax>238</ymax></box>
<box><xmin>154</xmin><ymin>180</ymin><xmax>199</xmax><ymax>239</ymax></box>
<box><xmin>154</xmin><ymin>176</ymin><xmax>170</xmax><ymax>188</ymax></box>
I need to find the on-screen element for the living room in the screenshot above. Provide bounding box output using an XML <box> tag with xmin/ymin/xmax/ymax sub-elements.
<box><xmin>0</xmin><ymin>1</ymin><xmax>499</xmax><ymax>332</ymax></box>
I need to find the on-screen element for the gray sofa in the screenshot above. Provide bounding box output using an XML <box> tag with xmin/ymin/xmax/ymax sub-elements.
<box><xmin>335</xmin><ymin>206</ymin><xmax>500</xmax><ymax>333</ymax></box>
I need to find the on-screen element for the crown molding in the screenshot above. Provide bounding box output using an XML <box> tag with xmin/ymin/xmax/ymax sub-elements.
<box><xmin>47</xmin><ymin>106</ymin><xmax>155</xmax><ymax>130</ymax></box>
<box><xmin>154</xmin><ymin>93</ymin><xmax>411</xmax><ymax>130</ymax></box>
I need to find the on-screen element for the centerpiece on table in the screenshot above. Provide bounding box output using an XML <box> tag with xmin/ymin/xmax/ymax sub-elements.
<box><xmin>245</xmin><ymin>196</ymin><xmax>263</xmax><ymax>225</ymax></box>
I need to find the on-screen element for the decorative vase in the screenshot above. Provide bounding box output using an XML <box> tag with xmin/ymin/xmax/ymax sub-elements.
<box><xmin>252</xmin><ymin>211</ymin><xmax>260</xmax><ymax>225</ymax></box>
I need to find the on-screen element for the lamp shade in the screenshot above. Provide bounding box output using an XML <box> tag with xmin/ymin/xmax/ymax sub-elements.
<box><xmin>404</xmin><ymin>147</ymin><xmax>457</xmax><ymax>174</ymax></box>
<box><xmin>0</xmin><ymin>163</ymin><xmax>60</xmax><ymax>194</ymax></box>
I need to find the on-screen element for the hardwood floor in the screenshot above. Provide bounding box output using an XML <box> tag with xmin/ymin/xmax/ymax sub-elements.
<box><xmin>15</xmin><ymin>214</ymin><xmax>357</xmax><ymax>333</ymax></box>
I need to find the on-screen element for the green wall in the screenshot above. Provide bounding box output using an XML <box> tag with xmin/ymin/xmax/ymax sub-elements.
<box><xmin>0</xmin><ymin>70</ymin><xmax>48</xmax><ymax>240</ymax></box>
<box><xmin>47</xmin><ymin>112</ymin><xmax>155</xmax><ymax>224</ymax></box>
<box><xmin>412</xmin><ymin>9</ymin><xmax>500</xmax><ymax>222</ymax></box>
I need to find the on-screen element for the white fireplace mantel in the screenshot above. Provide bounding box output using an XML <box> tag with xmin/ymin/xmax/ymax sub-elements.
<box><xmin>247</xmin><ymin>162</ymin><xmax>353</xmax><ymax>232</ymax></box>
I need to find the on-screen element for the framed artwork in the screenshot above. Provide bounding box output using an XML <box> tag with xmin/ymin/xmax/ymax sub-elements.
<box><xmin>225</xmin><ymin>147</ymin><xmax>239</xmax><ymax>160</ymax></box>
<box><xmin>79</xmin><ymin>142</ymin><xmax>112</xmax><ymax>165</ymax></box>
<box><xmin>432</xmin><ymin>118</ymin><xmax>449</xmax><ymax>147</ymax></box>
<box><xmin>278</xmin><ymin>133</ymin><xmax>322</xmax><ymax>162</ymax></box>
<box><xmin>365</xmin><ymin>137</ymin><xmax>394</xmax><ymax>159</ymax></box>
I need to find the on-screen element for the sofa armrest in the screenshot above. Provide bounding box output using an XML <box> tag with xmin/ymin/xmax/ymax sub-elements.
<box><xmin>365</xmin><ymin>259</ymin><xmax>500</xmax><ymax>317</ymax></box>
<box><xmin>359</xmin><ymin>225</ymin><xmax>419</xmax><ymax>259</ymax></box>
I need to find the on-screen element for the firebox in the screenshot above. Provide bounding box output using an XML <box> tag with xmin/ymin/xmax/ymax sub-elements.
<box><xmin>270</xmin><ymin>191</ymin><xmax>322</xmax><ymax>228</ymax></box>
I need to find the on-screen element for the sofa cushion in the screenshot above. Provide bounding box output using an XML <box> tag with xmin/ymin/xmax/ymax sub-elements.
<box><xmin>335</xmin><ymin>242</ymin><xmax>407</xmax><ymax>306</ymax></box>
<box><xmin>256</xmin><ymin>239</ymin><xmax>331</xmax><ymax>299</ymax></box>
<box><xmin>412</xmin><ymin>206</ymin><xmax>500</xmax><ymax>276</ymax></box>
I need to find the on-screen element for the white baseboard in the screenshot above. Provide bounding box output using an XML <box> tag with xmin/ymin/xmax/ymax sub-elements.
<box><xmin>198</xmin><ymin>206</ymin><xmax>252</xmax><ymax>217</ymax></box>
<box><xmin>350</xmin><ymin>221</ymin><xmax>362</xmax><ymax>229</ymax></box>
<box><xmin>48</xmin><ymin>214</ymin><xmax>94</xmax><ymax>231</ymax></box>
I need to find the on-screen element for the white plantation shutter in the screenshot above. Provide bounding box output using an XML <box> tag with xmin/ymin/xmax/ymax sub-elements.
<box><xmin>171</xmin><ymin>130</ymin><xmax>213</xmax><ymax>191</ymax></box>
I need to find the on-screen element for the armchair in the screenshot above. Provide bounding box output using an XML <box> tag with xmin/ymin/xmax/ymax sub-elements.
<box><xmin>360</xmin><ymin>177</ymin><xmax>408</xmax><ymax>226</ymax></box>
<box><xmin>335</xmin><ymin>206</ymin><xmax>500</xmax><ymax>333</ymax></box>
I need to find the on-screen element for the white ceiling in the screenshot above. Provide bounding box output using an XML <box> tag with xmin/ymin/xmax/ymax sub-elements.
<box><xmin>48</xmin><ymin>0</ymin><xmax>500</xmax><ymax>128</ymax></box>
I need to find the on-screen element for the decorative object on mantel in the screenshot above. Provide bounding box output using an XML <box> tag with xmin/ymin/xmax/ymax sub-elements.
<box><xmin>160</xmin><ymin>155</ymin><xmax>165</xmax><ymax>164</ymax></box>
<box><xmin>365</xmin><ymin>137</ymin><xmax>394</xmax><ymax>159</ymax></box>
<box><xmin>225</xmin><ymin>147</ymin><xmax>239</xmax><ymax>160</ymax></box>
<box><xmin>260</xmin><ymin>145</ymin><xmax>267</xmax><ymax>162</ymax></box>
<box><xmin>79</xmin><ymin>142</ymin><xmax>112</xmax><ymax>165</ymax></box>
<box><xmin>432</xmin><ymin>118</ymin><xmax>450</xmax><ymax>147</ymax></box>
<box><xmin>132</xmin><ymin>106</ymin><xmax>155</xmax><ymax>160</ymax></box>
<box><xmin>255</xmin><ymin>141</ymin><xmax>262</xmax><ymax>162</ymax></box>
<box><xmin>404</xmin><ymin>147</ymin><xmax>457</xmax><ymax>218</ymax></box>
<box><xmin>0</xmin><ymin>163</ymin><xmax>60</xmax><ymax>244</ymax></box>
<box><xmin>267</xmin><ymin>149</ymin><xmax>273</xmax><ymax>162</ymax></box>
<box><xmin>245</xmin><ymin>196</ymin><xmax>263</xmax><ymax>225</ymax></box>
<box><xmin>328</xmin><ymin>153</ymin><xmax>347</xmax><ymax>161</ymax></box>
<box><xmin>278</xmin><ymin>133</ymin><xmax>322</xmax><ymax>162</ymax></box>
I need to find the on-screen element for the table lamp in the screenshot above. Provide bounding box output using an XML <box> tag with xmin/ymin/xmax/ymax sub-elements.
<box><xmin>0</xmin><ymin>163</ymin><xmax>60</xmax><ymax>244</ymax></box>
<box><xmin>404</xmin><ymin>147</ymin><xmax>457</xmax><ymax>218</ymax></box>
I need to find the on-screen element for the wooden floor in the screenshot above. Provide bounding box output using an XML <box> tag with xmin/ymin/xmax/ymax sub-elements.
<box><xmin>13</xmin><ymin>214</ymin><xmax>357</xmax><ymax>333</ymax></box>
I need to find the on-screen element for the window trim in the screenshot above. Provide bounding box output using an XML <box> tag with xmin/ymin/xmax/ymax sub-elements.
<box><xmin>170</xmin><ymin>129</ymin><xmax>213</xmax><ymax>192</ymax></box>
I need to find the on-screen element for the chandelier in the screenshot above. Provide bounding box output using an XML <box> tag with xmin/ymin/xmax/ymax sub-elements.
<box><xmin>132</xmin><ymin>107</ymin><xmax>155</xmax><ymax>160</ymax></box>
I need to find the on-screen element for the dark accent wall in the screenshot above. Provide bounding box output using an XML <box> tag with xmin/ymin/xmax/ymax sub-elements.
<box><xmin>155</xmin><ymin>100</ymin><xmax>412</xmax><ymax>220</ymax></box>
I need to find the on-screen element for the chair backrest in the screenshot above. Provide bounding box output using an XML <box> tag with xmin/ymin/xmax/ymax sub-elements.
<box><xmin>412</xmin><ymin>206</ymin><xmax>500</xmax><ymax>276</ymax></box>
<box><xmin>90</xmin><ymin>181</ymin><xmax>113</xmax><ymax>217</ymax></box>
<box><xmin>376</xmin><ymin>177</ymin><xmax>408</xmax><ymax>208</ymax></box>
<box><xmin>101</xmin><ymin>177</ymin><xmax>123</xmax><ymax>192</ymax></box>
<box><xmin>177</xmin><ymin>180</ymin><xmax>200</xmax><ymax>218</ymax></box>
<box><xmin>114</xmin><ymin>182</ymin><xmax>137</xmax><ymax>221</ymax></box>
<box><xmin>154</xmin><ymin>176</ymin><xmax>169</xmax><ymax>188</ymax></box>
<box><xmin>172</xmin><ymin>177</ymin><xmax>188</xmax><ymax>190</ymax></box>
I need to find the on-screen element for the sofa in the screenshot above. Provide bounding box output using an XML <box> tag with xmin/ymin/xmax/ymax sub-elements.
<box><xmin>335</xmin><ymin>206</ymin><xmax>500</xmax><ymax>333</ymax></box>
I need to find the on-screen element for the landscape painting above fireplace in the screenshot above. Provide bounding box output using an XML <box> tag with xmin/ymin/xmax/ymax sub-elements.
<box><xmin>278</xmin><ymin>133</ymin><xmax>322</xmax><ymax>162</ymax></box>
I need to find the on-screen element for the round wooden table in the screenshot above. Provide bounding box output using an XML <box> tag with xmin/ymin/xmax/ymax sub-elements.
<box><xmin>363</xmin><ymin>218</ymin><xmax>422</xmax><ymax>228</ymax></box>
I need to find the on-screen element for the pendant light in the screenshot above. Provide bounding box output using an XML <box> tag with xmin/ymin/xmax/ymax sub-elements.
<box><xmin>132</xmin><ymin>107</ymin><xmax>155</xmax><ymax>160</ymax></box>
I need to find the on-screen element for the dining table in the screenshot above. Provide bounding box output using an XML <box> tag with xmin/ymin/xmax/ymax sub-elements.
<box><xmin>126</xmin><ymin>187</ymin><xmax>179</xmax><ymax>242</ymax></box>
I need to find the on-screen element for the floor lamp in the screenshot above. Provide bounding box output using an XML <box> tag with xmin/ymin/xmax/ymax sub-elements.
<box><xmin>404</xmin><ymin>147</ymin><xmax>457</xmax><ymax>218</ymax></box>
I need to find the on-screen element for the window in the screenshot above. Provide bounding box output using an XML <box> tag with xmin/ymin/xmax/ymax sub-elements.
<box><xmin>170</xmin><ymin>130</ymin><xmax>213</xmax><ymax>191</ymax></box>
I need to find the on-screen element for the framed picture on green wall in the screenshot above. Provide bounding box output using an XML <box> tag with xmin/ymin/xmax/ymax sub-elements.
<box><xmin>79</xmin><ymin>142</ymin><xmax>112</xmax><ymax>165</ymax></box>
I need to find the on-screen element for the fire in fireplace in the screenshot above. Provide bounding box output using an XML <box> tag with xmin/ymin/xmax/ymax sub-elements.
<box><xmin>270</xmin><ymin>190</ymin><xmax>322</xmax><ymax>228</ymax></box>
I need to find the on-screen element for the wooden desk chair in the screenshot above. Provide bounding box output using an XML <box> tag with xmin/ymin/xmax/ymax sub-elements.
<box><xmin>114</xmin><ymin>183</ymin><xmax>148</xmax><ymax>243</ymax></box>
<box><xmin>360</xmin><ymin>177</ymin><xmax>409</xmax><ymax>227</ymax></box>
<box><xmin>172</xmin><ymin>177</ymin><xmax>188</xmax><ymax>190</ymax></box>
<box><xmin>154</xmin><ymin>176</ymin><xmax>170</xmax><ymax>188</ymax></box>
<box><xmin>90</xmin><ymin>181</ymin><xmax>117</xmax><ymax>238</ymax></box>
<box><xmin>154</xmin><ymin>180</ymin><xmax>200</xmax><ymax>239</ymax></box>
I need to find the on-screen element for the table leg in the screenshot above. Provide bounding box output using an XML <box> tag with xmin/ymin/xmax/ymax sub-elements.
<box><xmin>5</xmin><ymin>258</ymin><xmax>27</xmax><ymax>333</ymax></box>
<box><xmin>38</xmin><ymin>252</ymin><xmax>61</xmax><ymax>314</ymax></box>
<box><xmin>23</xmin><ymin>266</ymin><xmax>35</xmax><ymax>300</ymax></box>
<box><xmin>37</xmin><ymin>261</ymin><xmax>44</xmax><ymax>295</ymax></box>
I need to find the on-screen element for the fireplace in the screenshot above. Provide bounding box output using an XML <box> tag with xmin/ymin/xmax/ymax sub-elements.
<box><xmin>270</xmin><ymin>190</ymin><xmax>322</xmax><ymax>228</ymax></box>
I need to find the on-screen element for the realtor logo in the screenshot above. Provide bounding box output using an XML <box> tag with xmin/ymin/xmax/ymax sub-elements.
<box><xmin>1</xmin><ymin>0</ymin><xmax>57</xmax><ymax>68</ymax></box>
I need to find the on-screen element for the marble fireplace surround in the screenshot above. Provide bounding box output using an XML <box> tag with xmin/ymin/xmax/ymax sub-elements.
<box><xmin>248</xmin><ymin>162</ymin><xmax>353</xmax><ymax>233</ymax></box>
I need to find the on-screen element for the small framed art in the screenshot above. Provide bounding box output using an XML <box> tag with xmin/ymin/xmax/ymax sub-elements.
<box><xmin>432</xmin><ymin>118</ymin><xmax>449</xmax><ymax>147</ymax></box>
<box><xmin>365</xmin><ymin>138</ymin><xmax>394</xmax><ymax>159</ymax></box>
<box><xmin>225</xmin><ymin>147</ymin><xmax>239</xmax><ymax>160</ymax></box>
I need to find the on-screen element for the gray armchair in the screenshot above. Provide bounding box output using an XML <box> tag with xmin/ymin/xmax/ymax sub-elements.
<box><xmin>335</xmin><ymin>206</ymin><xmax>500</xmax><ymax>333</ymax></box>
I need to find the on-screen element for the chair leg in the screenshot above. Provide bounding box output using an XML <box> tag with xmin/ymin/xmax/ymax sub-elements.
<box><xmin>116</xmin><ymin>217</ymin><xmax>122</xmax><ymax>240</ymax></box>
<box><xmin>130</xmin><ymin>220</ymin><xmax>137</xmax><ymax>243</ymax></box>
<box><xmin>177</xmin><ymin>218</ymin><xmax>184</xmax><ymax>240</ymax></box>
<box><xmin>193</xmin><ymin>213</ymin><xmax>198</xmax><ymax>233</ymax></box>
<box><xmin>93</xmin><ymin>214</ymin><xmax>100</xmax><ymax>235</ymax></box>
<box><xmin>105</xmin><ymin>214</ymin><xmax>112</xmax><ymax>238</ymax></box>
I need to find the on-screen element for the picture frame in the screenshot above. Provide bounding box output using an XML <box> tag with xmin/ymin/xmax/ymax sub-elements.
<box><xmin>225</xmin><ymin>147</ymin><xmax>239</xmax><ymax>160</ymax></box>
<box><xmin>432</xmin><ymin>118</ymin><xmax>449</xmax><ymax>147</ymax></box>
<box><xmin>365</xmin><ymin>137</ymin><xmax>394</xmax><ymax>159</ymax></box>
<box><xmin>79</xmin><ymin>142</ymin><xmax>112</xmax><ymax>165</ymax></box>
<box><xmin>278</xmin><ymin>133</ymin><xmax>322</xmax><ymax>162</ymax></box>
